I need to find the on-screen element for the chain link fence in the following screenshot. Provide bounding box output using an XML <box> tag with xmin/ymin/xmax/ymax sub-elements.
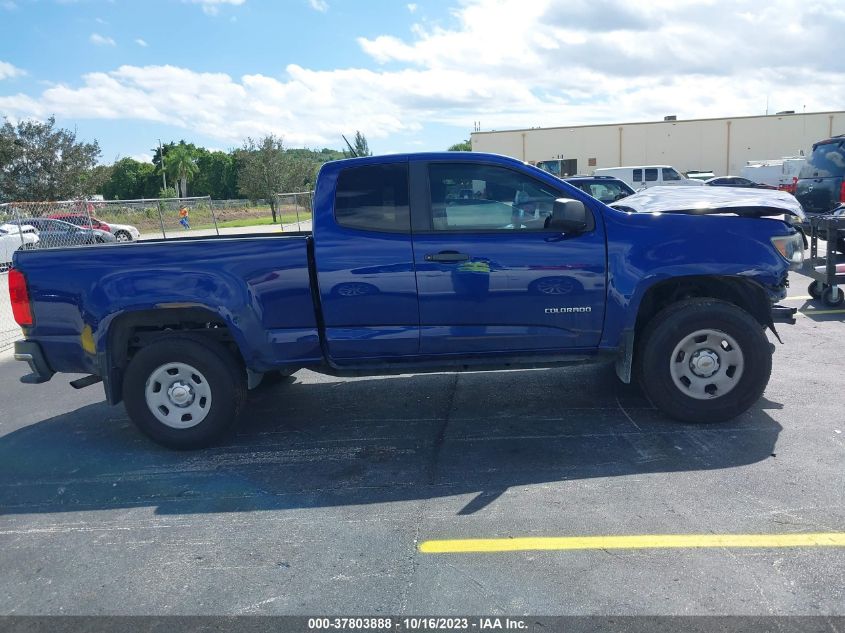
<box><xmin>276</xmin><ymin>190</ymin><xmax>313</xmax><ymax>231</ymax></box>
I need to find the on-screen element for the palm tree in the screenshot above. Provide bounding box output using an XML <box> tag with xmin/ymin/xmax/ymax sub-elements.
<box><xmin>165</xmin><ymin>145</ymin><xmax>198</xmax><ymax>198</ymax></box>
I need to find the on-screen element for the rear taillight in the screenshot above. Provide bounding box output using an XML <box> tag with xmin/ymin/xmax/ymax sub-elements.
<box><xmin>839</xmin><ymin>181</ymin><xmax>845</xmax><ymax>203</ymax></box>
<box><xmin>8</xmin><ymin>268</ymin><xmax>33</xmax><ymax>327</ymax></box>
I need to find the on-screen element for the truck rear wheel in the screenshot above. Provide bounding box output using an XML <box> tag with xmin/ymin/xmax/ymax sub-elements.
<box><xmin>122</xmin><ymin>334</ymin><xmax>246</xmax><ymax>449</ymax></box>
<box><xmin>637</xmin><ymin>299</ymin><xmax>772</xmax><ymax>424</ymax></box>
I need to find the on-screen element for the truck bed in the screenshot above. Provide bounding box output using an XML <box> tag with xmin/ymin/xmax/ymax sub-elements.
<box><xmin>13</xmin><ymin>232</ymin><xmax>321</xmax><ymax>376</ymax></box>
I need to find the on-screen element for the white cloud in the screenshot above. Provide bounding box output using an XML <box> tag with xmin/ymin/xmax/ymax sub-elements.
<box><xmin>0</xmin><ymin>61</ymin><xmax>25</xmax><ymax>80</ymax></box>
<box><xmin>407</xmin><ymin>3</ymin><xmax>417</xmax><ymax>12</ymax></box>
<box><xmin>89</xmin><ymin>33</ymin><xmax>116</xmax><ymax>47</ymax></box>
<box><xmin>131</xmin><ymin>152</ymin><xmax>153</xmax><ymax>163</ymax></box>
<box><xmin>3</xmin><ymin>0</ymin><xmax>845</xmax><ymax>149</ymax></box>
<box><xmin>185</xmin><ymin>0</ymin><xmax>245</xmax><ymax>16</ymax></box>
<box><xmin>2</xmin><ymin>1</ymin><xmax>18</xmax><ymax>9</ymax></box>
<box><xmin>135</xmin><ymin>38</ymin><xmax>148</xmax><ymax>47</ymax></box>
<box><xmin>308</xmin><ymin>0</ymin><xmax>328</xmax><ymax>13</ymax></box>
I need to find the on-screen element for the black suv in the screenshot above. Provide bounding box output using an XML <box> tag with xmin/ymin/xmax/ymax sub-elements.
<box><xmin>795</xmin><ymin>135</ymin><xmax>845</xmax><ymax>214</ymax></box>
<box><xmin>563</xmin><ymin>176</ymin><xmax>635</xmax><ymax>204</ymax></box>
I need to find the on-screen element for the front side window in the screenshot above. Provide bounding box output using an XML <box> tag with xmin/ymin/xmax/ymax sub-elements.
<box><xmin>428</xmin><ymin>163</ymin><xmax>559</xmax><ymax>231</ymax></box>
<box><xmin>662</xmin><ymin>168</ymin><xmax>682</xmax><ymax>181</ymax></box>
<box><xmin>645</xmin><ymin>168</ymin><xmax>658</xmax><ymax>182</ymax></box>
<box><xmin>335</xmin><ymin>164</ymin><xmax>410</xmax><ymax>232</ymax></box>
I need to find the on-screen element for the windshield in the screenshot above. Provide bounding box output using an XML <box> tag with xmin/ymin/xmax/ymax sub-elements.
<box><xmin>799</xmin><ymin>140</ymin><xmax>845</xmax><ymax>178</ymax></box>
<box><xmin>580</xmin><ymin>181</ymin><xmax>633</xmax><ymax>202</ymax></box>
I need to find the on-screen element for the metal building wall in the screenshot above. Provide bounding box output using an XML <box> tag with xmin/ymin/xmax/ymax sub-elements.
<box><xmin>470</xmin><ymin>111</ymin><xmax>844</xmax><ymax>177</ymax></box>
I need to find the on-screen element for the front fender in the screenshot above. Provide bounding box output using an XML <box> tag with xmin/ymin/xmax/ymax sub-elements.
<box><xmin>599</xmin><ymin>208</ymin><xmax>791</xmax><ymax>349</ymax></box>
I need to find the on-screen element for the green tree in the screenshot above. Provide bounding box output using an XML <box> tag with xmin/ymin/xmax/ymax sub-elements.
<box><xmin>193</xmin><ymin>150</ymin><xmax>237</xmax><ymax>199</ymax></box>
<box><xmin>102</xmin><ymin>158</ymin><xmax>159</xmax><ymax>200</ymax></box>
<box><xmin>448</xmin><ymin>139</ymin><xmax>472</xmax><ymax>151</ymax></box>
<box><xmin>236</xmin><ymin>135</ymin><xmax>287</xmax><ymax>222</ymax></box>
<box><xmin>236</xmin><ymin>135</ymin><xmax>319</xmax><ymax>222</ymax></box>
<box><xmin>0</xmin><ymin>116</ymin><xmax>101</xmax><ymax>201</ymax></box>
<box><xmin>165</xmin><ymin>144</ymin><xmax>199</xmax><ymax>198</ymax></box>
<box><xmin>344</xmin><ymin>130</ymin><xmax>372</xmax><ymax>157</ymax></box>
<box><xmin>80</xmin><ymin>164</ymin><xmax>114</xmax><ymax>198</ymax></box>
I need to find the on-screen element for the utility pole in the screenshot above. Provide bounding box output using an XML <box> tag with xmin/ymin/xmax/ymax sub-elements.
<box><xmin>158</xmin><ymin>139</ymin><xmax>168</xmax><ymax>192</ymax></box>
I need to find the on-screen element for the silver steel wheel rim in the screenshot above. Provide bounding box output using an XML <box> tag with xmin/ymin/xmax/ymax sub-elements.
<box><xmin>116</xmin><ymin>232</ymin><xmax>130</xmax><ymax>242</ymax></box>
<box><xmin>669</xmin><ymin>328</ymin><xmax>744</xmax><ymax>401</ymax></box>
<box><xmin>144</xmin><ymin>362</ymin><xmax>212</xmax><ymax>429</ymax></box>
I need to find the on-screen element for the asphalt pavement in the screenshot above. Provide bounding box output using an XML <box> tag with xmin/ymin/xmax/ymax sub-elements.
<box><xmin>0</xmin><ymin>267</ymin><xmax>842</xmax><ymax>616</ymax></box>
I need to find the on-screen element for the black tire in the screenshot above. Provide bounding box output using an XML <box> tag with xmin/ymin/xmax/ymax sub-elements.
<box><xmin>122</xmin><ymin>334</ymin><xmax>246</xmax><ymax>449</ymax></box>
<box><xmin>636</xmin><ymin>299</ymin><xmax>772</xmax><ymax>424</ymax></box>
<box><xmin>822</xmin><ymin>286</ymin><xmax>844</xmax><ymax>307</ymax></box>
<box><xmin>115</xmin><ymin>230</ymin><xmax>132</xmax><ymax>242</ymax></box>
<box><xmin>808</xmin><ymin>281</ymin><xmax>823</xmax><ymax>300</ymax></box>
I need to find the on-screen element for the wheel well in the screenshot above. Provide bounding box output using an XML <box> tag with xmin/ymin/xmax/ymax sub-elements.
<box><xmin>635</xmin><ymin>276</ymin><xmax>772</xmax><ymax>340</ymax></box>
<box><xmin>104</xmin><ymin>308</ymin><xmax>244</xmax><ymax>405</ymax></box>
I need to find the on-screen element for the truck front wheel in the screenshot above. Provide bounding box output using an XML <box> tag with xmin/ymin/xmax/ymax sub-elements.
<box><xmin>122</xmin><ymin>335</ymin><xmax>246</xmax><ymax>449</ymax></box>
<box><xmin>637</xmin><ymin>299</ymin><xmax>772</xmax><ymax>424</ymax></box>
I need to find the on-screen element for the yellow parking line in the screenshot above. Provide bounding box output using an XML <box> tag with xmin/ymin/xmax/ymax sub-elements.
<box><xmin>799</xmin><ymin>309</ymin><xmax>845</xmax><ymax>316</ymax></box>
<box><xmin>418</xmin><ymin>533</ymin><xmax>845</xmax><ymax>554</ymax></box>
<box><xmin>783</xmin><ymin>295</ymin><xmax>812</xmax><ymax>301</ymax></box>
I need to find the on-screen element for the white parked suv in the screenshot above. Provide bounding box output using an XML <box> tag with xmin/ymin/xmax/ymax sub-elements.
<box><xmin>0</xmin><ymin>223</ymin><xmax>40</xmax><ymax>269</ymax></box>
<box><xmin>593</xmin><ymin>165</ymin><xmax>704</xmax><ymax>190</ymax></box>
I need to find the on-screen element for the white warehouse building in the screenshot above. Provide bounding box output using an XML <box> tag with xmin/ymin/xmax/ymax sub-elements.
<box><xmin>470</xmin><ymin>110</ymin><xmax>845</xmax><ymax>178</ymax></box>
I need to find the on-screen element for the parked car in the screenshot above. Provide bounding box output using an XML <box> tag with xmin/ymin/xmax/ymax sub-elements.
<box><xmin>47</xmin><ymin>213</ymin><xmax>141</xmax><ymax>242</ymax></box>
<box><xmin>705</xmin><ymin>176</ymin><xmax>778</xmax><ymax>189</ymax></box>
<box><xmin>0</xmin><ymin>223</ymin><xmax>39</xmax><ymax>269</ymax></box>
<box><xmin>5</xmin><ymin>218</ymin><xmax>116</xmax><ymax>248</ymax></box>
<box><xmin>593</xmin><ymin>165</ymin><xmax>704</xmax><ymax>189</ymax></box>
<box><xmin>10</xmin><ymin>152</ymin><xmax>802</xmax><ymax>449</ymax></box>
<box><xmin>794</xmin><ymin>135</ymin><xmax>845</xmax><ymax>215</ymax></box>
<box><xmin>563</xmin><ymin>176</ymin><xmax>635</xmax><ymax>203</ymax></box>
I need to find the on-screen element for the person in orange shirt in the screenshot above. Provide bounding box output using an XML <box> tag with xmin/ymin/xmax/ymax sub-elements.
<box><xmin>178</xmin><ymin>205</ymin><xmax>190</xmax><ymax>230</ymax></box>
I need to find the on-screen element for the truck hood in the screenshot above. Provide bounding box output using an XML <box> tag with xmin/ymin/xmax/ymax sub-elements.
<box><xmin>611</xmin><ymin>186</ymin><xmax>806</xmax><ymax>220</ymax></box>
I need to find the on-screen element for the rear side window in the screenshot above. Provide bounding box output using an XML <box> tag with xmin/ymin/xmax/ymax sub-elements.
<box><xmin>632</xmin><ymin>169</ymin><xmax>643</xmax><ymax>182</ymax></box>
<box><xmin>645</xmin><ymin>168</ymin><xmax>658</xmax><ymax>181</ymax></box>
<box><xmin>335</xmin><ymin>164</ymin><xmax>410</xmax><ymax>232</ymax></box>
<box><xmin>799</xmin><ymin>141</ymin><xmax>845</xmax><ymax>178</ymax></box>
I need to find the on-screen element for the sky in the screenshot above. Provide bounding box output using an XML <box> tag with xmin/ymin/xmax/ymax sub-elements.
<box><xmin>1</xmin><ymin>0</ymin><xmax>844</xmax><ymax>164</ymax></box>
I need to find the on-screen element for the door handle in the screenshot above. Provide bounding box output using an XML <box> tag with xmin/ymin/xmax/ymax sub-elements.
<box><xmin>425</xmin><ymin>251</ymin><xmax>471</xmax><ymax>263</ymax></box>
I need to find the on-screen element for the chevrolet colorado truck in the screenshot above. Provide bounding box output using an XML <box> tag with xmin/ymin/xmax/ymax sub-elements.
<box><xmin>9</xmin><ymin>153</ymin><xmax>804</xmax><ymax>449</ymax></box>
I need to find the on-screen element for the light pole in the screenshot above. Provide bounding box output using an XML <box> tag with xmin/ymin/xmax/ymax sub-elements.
<box><xmin>158</xmin><ymin>139</ymin><xmax>167</xmax><ymax>193</ymax></box>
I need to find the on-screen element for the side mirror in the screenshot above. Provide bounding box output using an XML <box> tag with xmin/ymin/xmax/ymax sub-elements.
<box><xmin>546</xmin><ymin>198</ymin><xmax>593</xmax><ymax>233</ymax></box>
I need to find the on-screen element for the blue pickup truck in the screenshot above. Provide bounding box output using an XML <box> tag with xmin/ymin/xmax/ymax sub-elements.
<box><xmin>9</xmin><ymin>153</ymin><xmax>805</xmax><ymax>449</ymax></box>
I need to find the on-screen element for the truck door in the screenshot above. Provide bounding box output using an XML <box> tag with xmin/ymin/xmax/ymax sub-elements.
<box><xmin>315</xmin><ymin>161</ymin><xmax>420</xmax><ymax>360</ymax></box>
<box><xmin>410</xmin><ymin>160</ymin><xmax>606</xmax><ymax>355</ymax></box>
